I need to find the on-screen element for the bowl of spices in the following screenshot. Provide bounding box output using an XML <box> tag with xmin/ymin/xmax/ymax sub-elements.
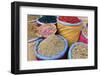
<box><xmin>34</xmin><ymin>34</ymin><xmax>68</xmax><ymax>60</ymax></box>
<box><xmin>37</xmin><ymin>16</ymin><xmax>57</xmax><ymax>25</ymax></box>
<box><xmin>68</xmin><ymin>42</ymin><xmax>88</xmax><ymax>59</ymax></box>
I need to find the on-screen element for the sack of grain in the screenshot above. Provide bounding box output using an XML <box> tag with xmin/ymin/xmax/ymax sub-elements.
<box><xmin>34</xmin><ymin>34</ymin><xmax>68</xmax><ymax>60</ymax></box>
<box><xmin>57</xmin><ymin>16</ymin><xmax>83</xmax><ymax>46</ymax></box>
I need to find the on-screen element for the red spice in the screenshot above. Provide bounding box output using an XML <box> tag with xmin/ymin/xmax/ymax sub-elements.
<box><xmin>59</xmin><ymin>16</ymin><xmax>80</xmax><ymax>23</ymax></box>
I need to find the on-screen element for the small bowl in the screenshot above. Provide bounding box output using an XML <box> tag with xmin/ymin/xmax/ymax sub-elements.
<box><xmin>68</xmin><ymin>42</ymin><xmax>87</xmax><ymax>59</ymax></box>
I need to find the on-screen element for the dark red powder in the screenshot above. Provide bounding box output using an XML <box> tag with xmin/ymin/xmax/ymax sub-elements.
<box><xmin>59</xmin><ymin>16</ymin><xmax>80</xmax><ymax>24</ymax></box>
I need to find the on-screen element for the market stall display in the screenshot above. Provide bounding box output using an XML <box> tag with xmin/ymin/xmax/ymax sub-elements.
<box><xmin>27</xmin><ymin>15</ymin><xmax>88</xmax><ymax>60</ymax></box>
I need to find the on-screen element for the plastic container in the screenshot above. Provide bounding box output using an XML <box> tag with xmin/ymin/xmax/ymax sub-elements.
<box><xmin>34</xmin><ymin>35</ymin><xmax>68</xmax><ymax>60</ymax></box>
<box><xmin>68</xmin><ymin>42</ymin><xmax>87</xmax><ymax>59</ymax></box>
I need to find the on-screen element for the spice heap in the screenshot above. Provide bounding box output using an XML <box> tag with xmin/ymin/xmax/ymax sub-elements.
<box><xmin>27</xmin><ymin>15</ymin><xmax>41</xmax><ymax>40</ymax></box>
<box><xmin>72</xmin><ymin>43</ymin><xmax>88</xmax><ymax>59</ymax></box>
<box><xmin>28</xmin><ymin>15</ymin><xmax>39</xmax><ymax>22</ymax></box>
<box><xmin>38</xmin><ymin>34</ymin><xmax>65</xmax><ymax>57</ymax></box>
<box><xmin>38</xmin><ymin>16</ymin><xmax>57</xmax><ymax>24</ymax></box>
<box><xmin>59</xmin><ymin>16</ymin><xmax>81</xmax><ymax>24</ymax></box>
<box><xmin>28</xmin><ymin>22</ymin><xmax>39</xmax><ymax>40</ymax></box>
<box><xmin>38</xmin><ymin>24</ymin><xmax>57</xmax><ymax>37</ymax></box>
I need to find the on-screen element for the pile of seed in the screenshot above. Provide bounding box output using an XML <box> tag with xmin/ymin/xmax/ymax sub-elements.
<box><xmin>72</xmin><ymin>43</ymin><xmax>88</xmax><ymax>59</ymax></box>
<box><xmin>38</xmin><ymin>16</ymin><xmax>57</xmax><ymax>23</ymax></box>
<box><xmin>38</xmin><ymin>34</ymin><xmax>65</xmax><ymax>57</ymax></box>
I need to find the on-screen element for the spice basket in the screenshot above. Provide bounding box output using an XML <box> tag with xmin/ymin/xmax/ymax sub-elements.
<box><xmin>34</xmin><ymin>35</ymin><xmax>68</xmax><ymax>60</ymax></box>
<box><xmin>68</xmin><ymin>42</ymin><xmax>87</xmax><ymax>59</ymax></box>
